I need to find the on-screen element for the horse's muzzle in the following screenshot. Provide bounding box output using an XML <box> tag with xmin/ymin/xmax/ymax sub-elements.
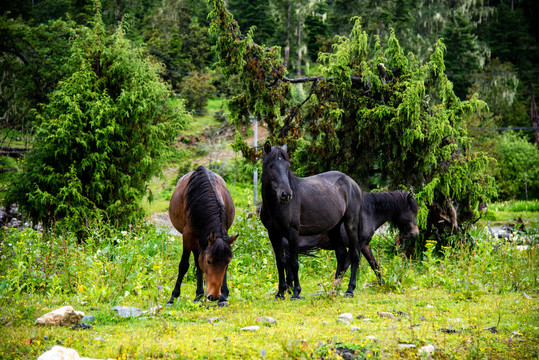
<box><xmin>207</xmin><ymin>294</ymin><xmax>218</xmax><ymax>301</ymax></box>
<box><xmin>279</xmin><ymin>192</ymin><xmax>292</xmax><ymax>203</ymax></box>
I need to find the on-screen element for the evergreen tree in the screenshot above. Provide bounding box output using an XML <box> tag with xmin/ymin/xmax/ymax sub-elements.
<box><xmin>209</xmin><ymin>0</ymin><xmax>496</xmax><ymax>250</ymax></box>
<box><xmin>5</xmin><ymin>12</ymin><xmax>188</xmax><ymax>232</ymax></box>
<box><xmin>442</xmin><ymin>14</ymin><xmax>481</xmax><ymax>99</ymax></box>
<box><xmin>228</xmin><ymin>0</ymin><xmax>276</xmax><ymax>45</ymax></box>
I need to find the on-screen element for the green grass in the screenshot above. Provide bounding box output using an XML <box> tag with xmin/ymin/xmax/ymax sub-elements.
<box><xmin>482</xmin><ymin>200</ymin><xmax>539</xmax><ymax>227</ymax></box>
<box><xmin>1</xmin><ymin>208</ymin><xmax>538</xmax><ymax>359</ymax></box>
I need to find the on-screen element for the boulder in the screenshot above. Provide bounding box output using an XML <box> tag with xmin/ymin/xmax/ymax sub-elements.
<box><xmin>35</xmin><ymin>306</ymin><xmax>85</xmax><ymax>326</ymax></box>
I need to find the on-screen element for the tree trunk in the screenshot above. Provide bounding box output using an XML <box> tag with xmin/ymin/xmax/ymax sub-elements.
<box><xmin>284</xmin><ymin>1</ymin><xmax>291</xmax><ymax>69</ymax></box>
<box><xmin>297</xmin><ymin>11</ymin><xmax>302</xmax><ymax>77</ymax></box>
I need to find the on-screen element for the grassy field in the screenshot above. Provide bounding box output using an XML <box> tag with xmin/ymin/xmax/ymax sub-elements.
<box><xmin>1</xmin><ymin>202</ymin><xmax>538</xmax><ymax>359</ymax></box>
<box><xmin>1</xmin><ymin>109</ymin><xmax>538</xmax><ymax>359</ymax></box>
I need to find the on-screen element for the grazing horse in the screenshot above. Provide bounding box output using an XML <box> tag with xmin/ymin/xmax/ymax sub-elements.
<box><xmin>167</xmin><ymin>165</ymin><xmax>237</xmax><ymax>305</ymax></box>
<box><xmin>261</xmin><ymin>142</ymin><xmax>362</xmax><ymax>299</ymax></box>
<box><xmin>284</xmin><ymin>191</ymin><xmax>419</xmax><ymax>285</ymax></box>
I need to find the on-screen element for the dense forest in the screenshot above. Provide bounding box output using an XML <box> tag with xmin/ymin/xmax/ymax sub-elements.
<box><xmin>1</xmin><ymin>0</ymin><xmax>538</xmax><ymax>242</ymax></box>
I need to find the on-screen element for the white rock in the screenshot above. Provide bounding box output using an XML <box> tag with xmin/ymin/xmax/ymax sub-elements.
<box><xmin>378</xmin><ymin>312</ymin><xmax>395</xmax><ymax>319</ymax></box>
<box><xmin>257</xmin><ymin>316</ymin><xmax>277</xmax><ymax>325</ymax></box>
<box><xmin>351</xmin><ymin>326</ymin><xmax>361</xmax><ymax>331</ymax></box>
<box><xmin>338</xmin><ymin>313</ymin><xmax>353</xmax><ymax>323</ymax></box>
<box><xmin>37</xmin><ymin>345</ymin><xmax>114</xmax><ymax>360</ymax></box>
<box><xmin>35</xmin><ymin>306</ymin><xmax>85</xmax><ymax>326</ymax></box>
<box><xmin>241</xmin><ymin>325</ymin><xmax>260</xmax><ymax>331</ymax></box>
<box><xmin>38</xmin><ymin>346</ymin><xmax>79</xmax><ymax>360</ymax></box>
<box><xmin>418</xmin><ymin>344</ymin><xmax>435</xmax><ymax>356</ymax></box>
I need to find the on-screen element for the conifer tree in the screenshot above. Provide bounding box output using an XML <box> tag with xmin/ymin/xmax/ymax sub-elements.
<box><xmin>209</xmin><ymin>0</ymin><xmax>496</xmax><ymax>250</ymax></box>
<box><xmin>5</xmin><ymin>10</ymin><xmax>187</xmax><ymax>233</ymax></box>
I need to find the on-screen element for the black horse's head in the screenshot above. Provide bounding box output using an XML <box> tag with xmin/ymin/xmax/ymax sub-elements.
<box><xmin>262</xmin><ymin>142</ymin><xmax>293</xmax><ymax>204</ymax></box>
<box><xmin>396</xmin><ymin>192</ymin><xmax>419</xmax><ymax>239</ymax></box>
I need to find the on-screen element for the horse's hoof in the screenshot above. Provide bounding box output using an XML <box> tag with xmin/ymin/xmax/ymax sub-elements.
<box><xmin>275</xmin><ymin>294</ymin><xmax>285</xmax><ymax>300</ymax></box>
<box><xmin>194</xmin><ymin>295</ymin><xmax>204</xmax><ymax>302</ymax></box>
<box><xmin>344</xmin><ymin>292</ymin><xmax>354</xmax><ymax>298</ymax></box>
<box><xmin>217</xmin><ymin>301</ymin><xmax>229</xmax><ymax>307</ymax></box>
<box><xmin>290</xmin><ymin>295</ymin><xmax>304</xmax><ymax>300</ymax></box>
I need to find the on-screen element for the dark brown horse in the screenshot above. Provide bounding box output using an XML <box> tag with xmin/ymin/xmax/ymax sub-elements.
<box><xmin>284</xmin><ymin>191</ymin><xmax>419</xmax><ymax>286</ymax></box>
<box><xmin>167</xmin><ymin>165</ymin><xmax>237</xmax><ymax>305</ymax></box>
<box><xmin>261</xmin><ymin>142</ymin><xmax>362</xmax><ymax>299</ymax></box>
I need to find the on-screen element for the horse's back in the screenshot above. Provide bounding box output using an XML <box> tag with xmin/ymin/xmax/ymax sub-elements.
<box><xmin>211</xmin><ymin>171</ymin><xmax>235</xmax><ymax>229</ymax></box>
<box><xmin>169</xmin><ymin>167</ymin><xmax>235</xmax><ymax>234</ymax></box>
<box><xmin>297</xmin><ymin>171</ymin><xmax>361</xmax><ymax>235</ymax></box>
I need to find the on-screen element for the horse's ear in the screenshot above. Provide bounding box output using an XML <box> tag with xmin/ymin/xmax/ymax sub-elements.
<box><xmin>282</xmin><ymin>144</ymin><xmax>288</xmax><ymax>153</ymax></box>
<box><xmin>228</xmin><ymin>234</ymin><xmax>238</xmax><ymax>245</ymax></box>
<box><xmin>208</xmin><ymin>232</ymin><xmax>216</xmax><ymax>246</ymax></box>
<box><xmin>264</xmin><ymin>141</ymin><xmax>272</xmax><ymax>154</ymax></box>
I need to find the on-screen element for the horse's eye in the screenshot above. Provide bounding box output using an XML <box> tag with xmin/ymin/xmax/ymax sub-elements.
<box><xmin>207</xmin><ymin>260</ymin><xmax>212</xmax><ymax>265</ymax></box>
<box><xmin>269</xmin><ymin>164</ymin><xmax>274</xmax><ymax>169</ymax></box>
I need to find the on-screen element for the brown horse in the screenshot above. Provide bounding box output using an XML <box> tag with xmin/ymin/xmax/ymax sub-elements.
<box><xmin>167</xmin><ymin>165</ymin><xmax>237</xmax><ymax>305</ymax></box>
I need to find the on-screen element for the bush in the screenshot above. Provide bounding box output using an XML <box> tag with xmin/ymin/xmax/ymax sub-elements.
<box><xmin>180</xmin><ymin>72</ymin><xmax>216</xmax><ymax>110</ymax></box>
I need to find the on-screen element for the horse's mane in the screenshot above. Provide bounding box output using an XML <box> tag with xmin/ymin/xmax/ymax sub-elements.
<box><xmin>186</xmin><ymin>166</ymin><xmax>231</xmax><ymax>253</ymax></box>
<box><xmin>364</xmin><ymin>190</ymin><xmax>418</xmax><ymax>215</ymax></box>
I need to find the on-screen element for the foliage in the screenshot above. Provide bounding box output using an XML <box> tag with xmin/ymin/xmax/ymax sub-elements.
<box><xmin>4</xmin><ymin>14</ymin><xmax>188</xmax><ymax>232</ymax></box>
<box><xmin>179</xmin><ymin>72</ymin><xmax>216</xmax><ymax>110</ymax></box>
<box><xmin>495</xmin><ymin>132</ymin><xmax>539</xmax><ymax>200</ymax></box>
<box><xmin>209</xmin><ymin>0</ymin><xmax>497</xmax><ymax>250</ymax></box>
<box><xmin>0</xmin><ymin>16</ymin><xmax>76</xmax><ymax>138</ymax></box>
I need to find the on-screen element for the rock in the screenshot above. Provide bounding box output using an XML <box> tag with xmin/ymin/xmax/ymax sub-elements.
<box><xmin>523</xmin><ymin>292</ymin><xmax>532</xmax><ymax>300</ymax></box>
<box><xmin>351</xmin><ymin>326</ymin><xmax>361</xmax><ymax>331</ymax></box>
<box><xmin>419</xmin><ymin>315</ymin><xmax>426</xmax><ymax>321</ymax></box>
<box><xmin>111</xmin><ymin>306</ymin><xmax>144</xmax><ymax>318</ymax></box>
<box><xmin>35</xmin><ymin>306</ymin><xmax>85</xmax><ymax>326</ymax></box>
<box><xmin>483</xmin><ymin>326</ymin><xmax>497</xmax><ymax>333</ymax></box>
<box><xmin>418</xmin><ymin>344</ymin><xmax>435</xmax><ymax>356</ymax></box>
<box><xmin>241</xmin><ymin>325</ymin><xmax>260</xmax><ymax>331</ymax></box>
<box><xmin>426</xmin><ymin>304</ymin><xmax>435</xmax><ymax>309</ymax></box>
<box><xmin>338</xmin><ymin>313</ymin><xmax>353</xmax><ymax>324</ymax></box>
<box><xmin>398</xmin><ymin>344</ymin><xmax>416</xmax><ymax>349</ymax></box>
<box><xmin>362</xmin><ymin>318</ymin><xmax>372</xmax><ymax>322</ymax></box>
<box><xmin>356</xmin><ymin>314</ymin><xmax>365</xmax><ymax>320</ymax></box>
<box><xmin>207</xmin><ymin>317</ymin><xmax>220</xmax><ymax>323</ymax></box>
<box><xmin>365</xmin><ymin>336</ymin><xmax>379</xmax><ymax>342</ymax></box>
<box><xmin>38</xmin><ymin>346</ymin><xmax>80</xmax><ymax>360</ymax></box>
<box><xmin>81</xmin><ymin>315</ymin><xmax>95</xmax><ymax>324</ymax></box>
<box><xmin>378</xmin><ymin>312</ymin><xmax>395</xmax><ymax>319</ymax></box>
<box><xmin>71</xmin><ymin>323</ymin><xmax>92</xmax><ymax>330</ymax></box>
<box><xmin>257</xmin><ymin>316</ymin><xmax>277</xmax><ymax>325</ymax></box>
<box><xmin>37</xmin><ymin>345</ymin><xmax>114</xmax><ymax>360</ymax></box>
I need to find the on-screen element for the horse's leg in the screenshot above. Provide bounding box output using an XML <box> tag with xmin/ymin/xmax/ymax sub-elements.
<box><xmin>287</xmin><ymin>228</ymin><xmax>302</xmax><ymax>299</ymax></box>
<box><xmin>328</xmin><ymin>226</ymin><xmax>347</xmax><ymax>283</ymax></box>
<box><xmin>167</xmin><ymin>247</ymin><xmax>191</xmax><ymax>305</ymax></box>
<box><xmin>343</xmin><ymin>221</ymin><xmax>360</xmax><ymax>298</ymax></box>
<box><xmin>361</xmin><ymin>243</ymin><xmax>383</xmax><ymax>284</ymax></box>
<box><xmin>218</xmin><ymin>268</ymin><xmax>229</xmax><ymax>304</ymax></box>
<box><xmin>269</xmin><ymin>231</ymin><xmax>288</xmax><ymax>300</ymax></box>
<box><xmin>193</xmin><ymin>249</ymin><xmax>204</xmax><ymax>302</ymax></box>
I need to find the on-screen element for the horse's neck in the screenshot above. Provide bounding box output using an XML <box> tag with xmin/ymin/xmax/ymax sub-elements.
<box><xmin>369</xmin><ymin>194</ymin><xmax>398</xmax><ymax>227</ymax></box>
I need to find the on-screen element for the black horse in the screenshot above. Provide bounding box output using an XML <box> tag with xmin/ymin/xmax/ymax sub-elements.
<box><xmin>261</xmin><ymin>142</ymin><xmax>363</xmax><ymax>299</ymax></box>
<box><xmin>284</xmin><ymin>191</ymin><xmax>419</xmax><ymax>286</ymax></box>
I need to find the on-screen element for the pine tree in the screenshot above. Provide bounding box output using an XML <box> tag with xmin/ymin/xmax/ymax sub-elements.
<box><xmin>5</xmin><ymin>11</ymin><xmax>188</xmax><ymax>233</ymax></box>
<box><xmin>209</xmin><ymin>0</ymin><xmax>496</xmax><ymax>251</ymax></box>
